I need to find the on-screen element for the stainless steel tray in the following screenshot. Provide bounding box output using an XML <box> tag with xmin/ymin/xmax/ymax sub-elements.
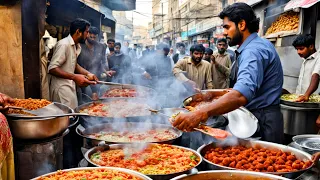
<box><xmin>293</xmin><ymin>134</ymin><xmax>320</xmax><ymax>151</ymax></box>
<box><xmin>197</xmin><ymin>139</ymin><xmax>313</xmax><ymax>179</ymax></box>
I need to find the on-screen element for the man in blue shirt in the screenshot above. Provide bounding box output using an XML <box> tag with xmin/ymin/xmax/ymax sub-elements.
<box><xmin>173</xmin><ymin>3</ymin><xmax>284</xmax><ymax>144</ymax></box>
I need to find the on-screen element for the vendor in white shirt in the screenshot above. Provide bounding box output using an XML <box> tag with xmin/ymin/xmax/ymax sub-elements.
<box><xmin>292</xmin><ymin>34</ymin><xmax>320</xmax><ymax>102</ymax></box>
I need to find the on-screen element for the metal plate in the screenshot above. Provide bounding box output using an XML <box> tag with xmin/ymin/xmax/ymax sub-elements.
<box><xmin>280</xmin><ymin>99</ymin><xmax>320</xmax><ymax>108</ymax></box>
<box><xmin>293</xmin><ymin>135</ymin><xmax>320</xmax><ymax>151</ymax></box>
<box><xmin>227</xmin><ymin>107</ymin><xmax>259</xmax><ymax>139</ymax></box>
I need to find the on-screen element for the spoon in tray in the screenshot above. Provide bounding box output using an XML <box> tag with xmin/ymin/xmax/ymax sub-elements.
<box><xmin>147</xmin><ymin>108</ymin><xmax>231</xmax><ymax>139</ymax></box>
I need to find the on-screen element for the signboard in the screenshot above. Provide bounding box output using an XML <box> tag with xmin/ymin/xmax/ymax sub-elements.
<box><xmin>196</xmin><ymin>17</ymin><xmax>222</xmax><ymax>34</ymax></box>
<box><xmin>101</xmin><ymin>25</ymin><xmax>111</xmax><ymax>33</ymax></box>
<box><xmin>284</xmin><ymin>0</ymin><xmax>319</xmax><ymax>11</ymax></box>
<box><xmin>181</xmin><ymin>31</ymin><xmax>188</xmax><ymax>41</ymax></box>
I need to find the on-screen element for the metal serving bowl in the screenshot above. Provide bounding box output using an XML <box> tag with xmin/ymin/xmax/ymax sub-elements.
<box><xmin>84</xmin><ymin>143</ymin><xmax>202</xmax><ymax>180</ymax></box>
<box><xmin>74</xmin><ymin>98</ymin><xmax>161</xmax><ymax>127</ymax></box>
<box><xmin>31</xmin><ymin>167</ymin><xmax>151</xmax><ymax>180</ymax></box>
<box><xmin>197</xmin><ymin>139</ymin><xmax>313</xmax><ymax>179</ymax></box>
<box><xmin>7</xmin><ymin>102</ymin><xmax>73</xmax><ymax>139</ymax></box>
<box><xmin>170</xmin><ymin>170</ymin><xmax>290</xmax><ymax>180</ymax></box>
<box><xmin>76</xmin><ymin>122</ymin><xmax>183</xmax><ymax>146</ymax></box>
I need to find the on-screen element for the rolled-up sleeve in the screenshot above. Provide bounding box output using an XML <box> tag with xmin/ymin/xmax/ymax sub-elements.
<box><xmin>233</xmin><ymin>50</ymin><xmax>264</xmax><ymax>102</ymax></box>
<box><xmin>48</xmin><ymin>43</ymin><xmax>67</xmax><ymax>71</ymax></box>
<box><xmin>173</xmin><ymin>59</ymin><xmax>189</xmax><ymax>82</ymax></box>
<box><xmin>312</xmin><ymin>57</ymin><xmax>320</xmax><ymax>75</ymax></box>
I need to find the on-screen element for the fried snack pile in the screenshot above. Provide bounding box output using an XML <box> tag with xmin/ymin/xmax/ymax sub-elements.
<box><xmin>266</xmin><ymin>11</ymin><xmax>299</xmax><ymax>35</ymax></box>
<box><xmin>205</xmin><ymin>145</ymin><xmax>313</xmax><ymax>173</ymax></box>
<box><xmin>7</xmin><ymin>98</ymin><xmax>51</xmax><ymax>115</ymax></box>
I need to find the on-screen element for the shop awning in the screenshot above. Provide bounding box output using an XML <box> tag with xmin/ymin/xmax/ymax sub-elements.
<box><xmin>284</xmin><ymin>0</ymin><xmax>320</xmax><ymax>11</ymax></box>
<box><xmin>78</xmin><ymin>0</ymin><xmax>116</xmax><ymax>21</ymax></box>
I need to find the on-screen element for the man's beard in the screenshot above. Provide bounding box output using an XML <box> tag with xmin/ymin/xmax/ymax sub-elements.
<box><xmin>87</xmin><ymin>38</ymin><xmax>96</xmax><ymax>45</ymax></box>
<box><xmin>227</xmin><ymin>27</ymin><xmax>242</xmax><ymax>47</ymax></box>
<box><xmin>218</xmin><ymin>49</ymin><xmax>226</xmax><ymax>54</ymax></box>
<box><xmin>109</xmin><ymin>47</ymin><xmax>115</xmax><ymax>51</ymax></box>
<box><xmin>192</xmin><ymin>55</ymin><xmax>202</xmax><ymax>62</ymax></box>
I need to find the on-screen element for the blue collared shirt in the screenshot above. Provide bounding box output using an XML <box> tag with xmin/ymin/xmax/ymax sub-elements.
<box><xmin>233</xmin><ymin>33</ymin><xmax>283</xmax><ymax>110</ymax></box>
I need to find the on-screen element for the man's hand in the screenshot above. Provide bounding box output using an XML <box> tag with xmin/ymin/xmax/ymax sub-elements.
<box><xmin>92</xmin><ymin>93</ymin><xmax>99</xmax><ymax>101</ymax></box>
<box><xmin>143</xmin><ymin>72</ymin><xmax>152</xmax><ymax>79</ymax></box>
<box><xmin>86</xmin><ymin>73</ymin><xmax>99</xmax><ymax>81</ymax></box>
<box><xmin>0</xmin><ymin>93</ymin><xmax>14</xmax><ymax>112</ymax></box>
<box><xmin>72</xmin><ymin>74</ymin><xmax>96</xmax><ymax>87</ymax></box>
<box><xmin>296</xmin><ymin>95</ymin><xmax>309</xmax><ymax>102</ymax></box>
<box><xmin>172</xmin><ymin>110</ymin><xmax>208</xmax><ymax>132</ymax></box>
<box><xmin>184</xmin><ymin>80</ymin><xmax>200</xmax><ymax>93</ymax></box>
<box><xmin>106</xmin><ymin>70</ymin><xmax>116</xmax><ymax>77</ymax></box>
<box><xmin>211</xmin><ymin>55</ymin><xmax>216</xmax><ymax>64</ymax></box>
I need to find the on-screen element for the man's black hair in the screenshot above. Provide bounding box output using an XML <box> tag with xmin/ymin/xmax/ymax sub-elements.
<box><xmin>89</xmin><ymin>26</ymin><xmax>99</xmax><ymax>35</ymax></box>
<box><xmin>115</xmin><ymin>42</ymin><xmax>121</xmax><ymax>48</ymax></box>
<box><xmin>70</xmin><ymin>18</ymin><xmax>90</xmax><ymax>36</ymax></box>
<box><xmin>292</xmin><ymin>34</ymin><xmax>315</xmax><ymax>48</ymax></box>
<box><xmin>107</xmin><ymin>39</ymin><xmax>115</xmax><ymax>43</ymax></box>
<box><xmin>177</xmin><ymin>42</ymin><xmax>185</xmax><ymax>48</ymax></box>
<box><xmin>218</xmin><ymin>2</ymin><xmax>260</xmax><ymax>33</ymax></box>
<box><xmin>134</xmin><ymin>44</ymin><xmax>138</xmax><ymax>46</ymax></box>
<box><xmin>205</xmin><ymin>48</ymin><xmax>213</xmax><ymax>55</ymax></box>
<box><xmin>217</xmin><ymin>38</ymin><xmax>227</xmax><ymax>44</ymax></box>
<box><xmin>190</xmin><ymin>44</ymin><xmax>205</xmax><ymax>53</ymax></box>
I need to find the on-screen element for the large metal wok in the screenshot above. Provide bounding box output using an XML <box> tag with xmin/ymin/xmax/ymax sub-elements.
<box><xmin>74</xmin><ymin>98</ymin><xmax>160</xmax><ymax>127</ymax></box>
<box><xmin>171</xmin><ymin>170</ymin><xmax>290</xmax><ymax>180</ymax></box>
<box><xmin>197</xmin><ymin>139</ymin><xmax>314</xmax><ymax>179</ymax></box>
<box><xmin>6</xmin><ymin>102</ymin><xmax>74</xmax><ymax>139</ymax></box>
<box><xmin>31</xmin><ymin>167</ymin><xmax>151</xmax><ymax>180</ymax></box>
<box><xmin>76</xmin><ymin>122</ymin><xmax>183</xmax><ymax>146</ymax></box>
<box><xmin>99</xmin><ymin>83</ymin><xmax>157</xmax><ymax>99</ymax></box>
<box><xmin>84</xmin><ymin>143</ymin><xmax>202</xmax><ymax>180</ymax></box>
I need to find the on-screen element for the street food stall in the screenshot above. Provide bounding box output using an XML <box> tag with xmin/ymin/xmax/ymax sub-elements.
<box><xmin>250</xmin><ymin>0</ymin><xmax>320</xmax><ymax>141</ymax></box>
<box><xmin>2</xmin><ymin>0</ymin><xmax>320</xmax><ymax>180</ymax></box>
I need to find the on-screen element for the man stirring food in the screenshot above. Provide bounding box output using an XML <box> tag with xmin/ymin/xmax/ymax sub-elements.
<box><xmin>292</xmin><ymin>34</ymin><xmax>320</xmax><ymax>102</ymax></box>
<box><xmin>173</xmin><ymin>44</ymin><xmax>213</xmax><ymax>92</ymax></box>
<box><xmin>173</xmin><ymin>3</ymin><xmax>284</xmax><ymax>144</ymax></box>
<box><xmin>48</xmin><ymin>18</ymin><xmax>98</xmax><ymax>109</ymax></box>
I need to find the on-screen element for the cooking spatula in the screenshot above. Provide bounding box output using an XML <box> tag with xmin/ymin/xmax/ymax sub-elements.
<box><xmin>147</xmin><ymin>108</ymin><xmax>231</xmax><ymax>139</ymax></box>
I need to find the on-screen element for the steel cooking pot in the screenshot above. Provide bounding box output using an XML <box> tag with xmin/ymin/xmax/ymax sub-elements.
<box><xmin>7</xmin><ymin>102</ymin><xmax>74</xmax><ymax>139</ymax></box>
<box><xmin>281</xmin><ymin>104</ymin><xmax>320</xmax><ymax>135</ymax></box>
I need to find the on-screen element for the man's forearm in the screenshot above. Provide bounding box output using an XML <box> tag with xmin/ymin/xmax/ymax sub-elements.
<box><xmin>49</xmin><ymin>67</ymin><xmax>75</xmax><ymax>80</ymax></box>
<box><xmin>199</xmin><ymin>90</ymin><xmax>247</xmax><ymax>118</ymax></box>
<box><xmin>304</xmin><ymin>74</ymin><xmax>319</xmax><ymax>97</ymax></box>
<box><xmin>215</xmin><ymin>63</ymin><xmax>230</xmax><ymax>76</ymax></box>
<box><xmin>75</xmin><ymin>64</ymin><xmax>90</xmax><ymax>75</ymax></box>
